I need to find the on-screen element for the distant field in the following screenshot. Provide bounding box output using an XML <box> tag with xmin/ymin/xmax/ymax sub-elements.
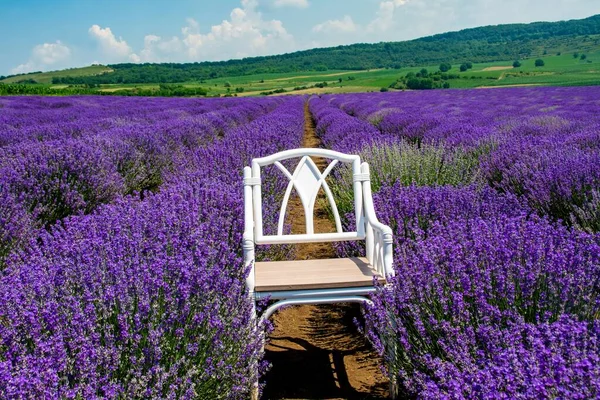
<box><xmin>197</xmin><ymin>49</ymin><xmax>600</xmax><ymax>95</ymax></box>
<box><xmin>3</xmin><ymin>50</ymin><xmax>600</xmax><ymax>96</ymax></box>
<box><xmin>447</xmin><ymin>50</ymin><xmax>600</xmax><ymax>88</ymax></box>
<box><xmin>190</xmin><ymin>49</ymin><xmax>600</xmax><ymax>95</ymax></box>
<box><xmin>1</xmin><ymin>65</ymin><xmax>113</xmax><ymax>84</ymax></box>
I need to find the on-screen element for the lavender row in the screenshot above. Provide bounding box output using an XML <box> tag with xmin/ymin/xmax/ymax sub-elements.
<box><xmin>0</xmin><ymin>96</ymin><xmax>281</xmax><ymax>147</ymax></box>
<box><xmin>310</xmin><ymin>88</ymin><xmax>600</xmax><ymax>398</ymax></box>
<box><xmin>368</xmin><ymin>184</ymin><xmax>600</xmax><ymax>399</ymax></box>
<box><xmin>0</xmin><ymin>96</ymin><xmax>305</xmax><ymax>398</ymax></box>
<box><xmin>0</xmin><ymin>96</ymin><xmax>282</xmax><ymax>266</ymax></box>
<box><xmin>325</xmin><ymin>87</ymin><xmax>600</xmax><ymax>147</ymax></box>
<box><xmin>320</xmin><ymin>87</ymin><xmax>600</xmax><ymax>230</ymax></box>
<box><xmin>309</xmin><ymin>95</ymin><xmax>388</xmax><ymax>153</ymax></box>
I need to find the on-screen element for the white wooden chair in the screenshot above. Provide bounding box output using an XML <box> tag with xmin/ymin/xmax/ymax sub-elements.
<box><xmin>242</xmin><ymin>148</ymin><xmax>394</xmax><ymax>322</ymax></box>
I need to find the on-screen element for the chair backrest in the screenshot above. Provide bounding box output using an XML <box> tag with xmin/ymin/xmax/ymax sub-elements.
<box><xmin>243</xmin><ymin>148</ymin><xmax>369</xmax><ymax>245</ymax></box>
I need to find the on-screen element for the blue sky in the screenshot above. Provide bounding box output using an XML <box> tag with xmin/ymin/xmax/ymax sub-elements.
<box><xmin>1</xmin><ymin>0</ymin><xmax>598</xmax><ymax>76</ymax></box>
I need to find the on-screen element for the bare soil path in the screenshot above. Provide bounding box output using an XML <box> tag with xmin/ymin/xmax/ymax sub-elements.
<box><xmin>260</xmin><ymin>102</ymin><xmax>389</xmax><ymax>400</ymax></box>
<box><xmin>481</xmin><ymin>66</ymin><xmax>513</xmax><ymax>71</ymax></box>
<box><xmin>270</xmin><ymin>69</ymin><xmax>385</xmax><ymax>82</ymax></box>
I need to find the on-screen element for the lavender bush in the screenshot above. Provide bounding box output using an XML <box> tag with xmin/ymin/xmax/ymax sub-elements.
<box><xmin>327</xmin><ymin>140</ymin><xmax>482</xmax><ymax>218</ymax></box>
<box><xmin>0</xmin><ymin>96</ymin><xmax>281</xmax><ymax>147</ymax></box>
<box><xmin>3</xmin><ymin>86</ymin><xmax>600</xmax><ymax>399</ymax></box>
<box><xmin>312</xmin><ymin>87</ymin><xmax>600</xmax><ymax>399</ymax></box>
<box><xmin>0</xmin><ymin>96</ymin><xmax>303</xmax><ymax>398</ymax></box>
<box><xmin>368</xmin><ymin>185</ymin><xmax>600</xmax><ymax>399</ymax></box>
<box><xmin>0</xmin><ymin>185</ymin><xmax>258</xmax><ymax>399</ymax></box>
<box><xmin>322</xmin><ymin>87</ymin><xmax>600</xmax><ymax>231</ymax></box>
<box><xmin>0</xmin><ymin>188</ymin><xmax>33</xmax><ymax>267</ymax></box>
<box><xmin>572</xmin><ymin>189</ymin><xmax>600</xmax><ymax>233</ymax></box>
<box><xmin>0</xmin><ymin>96</ymin><xmax>282</xmax><ymax>252</ymax></box>
<box><xmin>0</xmin><ymin>139</ymin><xmax>125</xmax><ymax>227</ymax></box>
<box><xmin>309</xmin><ymin>96</ymin><xmax>389</xmax><ymax>153</ymax></box>
<box><xmin>416</xmin><ymin>317</ymin><xmax>600</xmax><ymax>399</ymax></box>
<box><xmin>482</xmin><ymin>135</ymin><xmax>600</xmax><ymax>229</ymax></box>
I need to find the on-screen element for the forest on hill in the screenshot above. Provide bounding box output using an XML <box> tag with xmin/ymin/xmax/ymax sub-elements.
<box><xmin>3</xmin><ymin>14</ymin><xmax>599</xmax><ymax>86</ymax></box>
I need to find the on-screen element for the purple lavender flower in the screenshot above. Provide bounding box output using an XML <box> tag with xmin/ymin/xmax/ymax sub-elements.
<box><xmin>311</xmin><ymin>87</ymin><xmax>600</xmax><ymax>399</ymax></box>
<box><xmin>0</xmin><ymin>95</ymin><xmax>303</xmax><ymax>398</ymax></box>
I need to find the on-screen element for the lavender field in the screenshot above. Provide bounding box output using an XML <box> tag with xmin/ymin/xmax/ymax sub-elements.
<box><xmin>310</xmin><ymin>87</ymin><xmax>600</xmax><ymax>399</ymax></box>
<box><xmin>0</xmin><ymin>95</ymin><xmax>304</xmax><ymax>398</ymax></box>
<box><xmin>1</xmin><ymin>87</ymin><xmax>600</xmax><ymax>399</ymax></box>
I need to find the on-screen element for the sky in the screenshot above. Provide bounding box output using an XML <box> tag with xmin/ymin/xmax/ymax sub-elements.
<box><xmin>1</xmin><ymin>0</ymin><xmax>598</xmax><ymax>76</ymax></box>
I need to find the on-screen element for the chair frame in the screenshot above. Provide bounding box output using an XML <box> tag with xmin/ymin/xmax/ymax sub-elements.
<box><xmin>243</xmin><ymin>148</ymin><xmax>394</xmax><ymax>323</ymax></box>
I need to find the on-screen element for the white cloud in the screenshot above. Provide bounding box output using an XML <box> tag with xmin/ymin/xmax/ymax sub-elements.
<box><xmin>367</xmin><ymin>0</ymin><xmax>410</xmax><ymax>32</ymax></box>
<box><xmin>32</xmin><ymin>41</ymin><xmax>71</xmax><ymax>65</ymax></box>
<box><xmin>273</xmin><ymin>0</ymin><xmax>309</xmax><ymax>8</ymax></box>
<box><xmin>11</xmin><ymin>62</ymin><xmax>36</xmax><ymax>75</ymax></box>
<box><xmin>11</xmin><ymin>40</ymin><xmax>71</xmax><ymax>74</ymax></box>
<box><xmin>140</xmin><ymin>0</ymin><xmax>295</xmax><ymax>62</ymax></box>
<box><xmin>13</xmin><ymin>1</ymin><xmax>299</xmax><ymax>70</ymax></box>
<box><xmin>88</xmin><ymin>24</ymin><xmax>139</xmax><ymax>62</ymax></box>
<box><xmin>139</xmin><ymin>34</ymin><xmax>184</xmax><ymax>62</ymax></box>
<box><xmin>310</xmin><ymin>0</ymin><xmax>411</xmax><ymax>44</ymax></box>
<box><xmin>312</xmin><ymin>15</ymin><xmax>357</xmax><ymax>34</ymax></box>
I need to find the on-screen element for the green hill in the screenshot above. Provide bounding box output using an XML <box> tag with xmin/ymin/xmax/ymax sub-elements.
<box><xmin>2</xmin><ymin>14</ymin><xmax>600</xmax><ymax>87</ymax></box>
<box><xmin>1</xmin><ymin>65</ymin><xmax>112</xmax><ymax>84</ymax></box>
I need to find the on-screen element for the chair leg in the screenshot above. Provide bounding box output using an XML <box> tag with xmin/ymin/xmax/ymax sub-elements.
<box><xmin>251</xmin><ymin>384</ymin><xmax>259</xmax><ymax>400</ymax></box>
<box><xmin>252</xmin><ymin>326</ymin><xmax>265</xmax><ymax>400</ymax></box>
<box><xmin>250</xmin><ymin>296</ymin><xmax>261</xmax><ymax>400</ymax></box>
<box><xmin>389</xmin><ymin>375</ymin><xmax>398</xmax><ymax>399</ymax></box>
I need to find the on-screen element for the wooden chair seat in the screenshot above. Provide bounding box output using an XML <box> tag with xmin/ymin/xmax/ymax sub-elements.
<box><xmin>255</xmin><ymin>257</ymin><xmax>384</xmax><ymax>292</ymax></box>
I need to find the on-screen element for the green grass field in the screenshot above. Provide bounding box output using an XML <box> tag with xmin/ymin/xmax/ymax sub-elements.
<box><xmin>1</xmin><ymin>65</ymin><xmax>113</xmax><ymax>84</ymax></box>
<box><xmin>202</xmin><ymin>50</ymin><xmax>600</xmax><ymax>95</ymax></box>
<box><xmin>445</xmin><ymin>49</ymin><xmax>600</xmax><ymax>88</ymax></box>
<box><xmin>194</xmin><ymin>49</ymin><xmax>600</xmax><ymax>95</ymax></box>
<box><xmin>3</xmin><ymin>49</ymin><xmax>600</xmax><ymax>96</ymax></box>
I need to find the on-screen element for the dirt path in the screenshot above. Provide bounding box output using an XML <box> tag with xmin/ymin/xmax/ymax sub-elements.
<box><xmin>270</xmin><ymin>69</ymin><xmax>385</xmax><ymax>82</ymax></box>
<box><xmin>481</xmin><ymin>66</ymin><xmax>513</xmax><ymax>71</ymax></box>
<box><xmin>260</xmin><ymin>102</ymin><xmax>389</xmax><ymax>400</ymax></box>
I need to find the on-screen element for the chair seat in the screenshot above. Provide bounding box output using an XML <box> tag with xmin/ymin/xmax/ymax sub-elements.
<box><xmin>254</xmin><ymin>257</ymin><xmax>384</xmax><ymax>292</ymax></box>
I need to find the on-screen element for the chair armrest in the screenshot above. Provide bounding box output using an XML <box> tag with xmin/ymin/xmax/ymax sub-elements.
<box><xmin>364</xmin><ymin>217</ymin><xmax>394</xmax><ymax>279</ymax></box>
<box><xmin>366</xmin><ymin>215</ymin><xmax>392</xmax><ymax>236</ymax></box>
<box><xmin>361</xmin><ymin>163</ymin><xmax>394</xmax><ymax>278</ymax></box>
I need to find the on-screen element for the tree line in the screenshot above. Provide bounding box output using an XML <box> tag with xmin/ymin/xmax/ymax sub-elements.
<box><xmin>0</xmin><ymin>83</ymin><xmax>209</xmax><ymax>97</ymax></box>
